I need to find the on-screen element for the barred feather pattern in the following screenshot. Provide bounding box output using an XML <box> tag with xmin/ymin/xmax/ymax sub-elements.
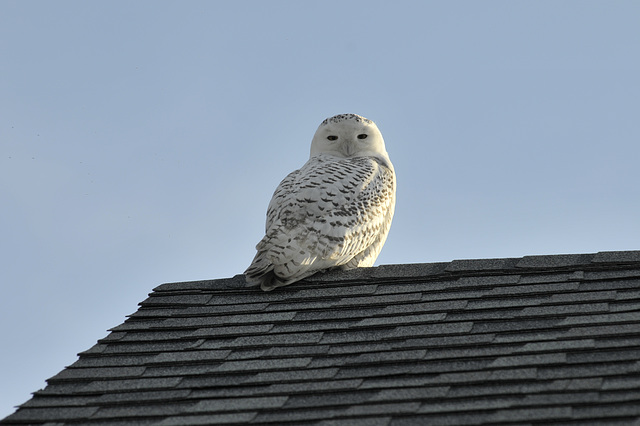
<box><xmin>245</xmin><ymin>154</ymin><xmax>396</xmax><ymax>291</ymax></box>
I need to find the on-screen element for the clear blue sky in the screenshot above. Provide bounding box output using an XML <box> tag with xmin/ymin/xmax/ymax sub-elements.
<box><xmin>1</xmin><ymin>0</ymin><xmax>639</xmax><ymax>417</ymax></box>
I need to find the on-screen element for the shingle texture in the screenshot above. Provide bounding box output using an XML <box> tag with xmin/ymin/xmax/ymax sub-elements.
<box><xmin>3</xmin><ymin>250</ymin><xmax>640</xmax><ymax>425</ymax></box>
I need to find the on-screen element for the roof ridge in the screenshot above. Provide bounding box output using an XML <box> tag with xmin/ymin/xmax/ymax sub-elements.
<box><xmin>153</xmin><ymin>251</ymin><xmax>640</xmax><ymax>292</ymax></box>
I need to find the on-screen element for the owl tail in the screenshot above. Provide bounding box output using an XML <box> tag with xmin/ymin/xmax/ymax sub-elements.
<box><xmin>245</xmin><ymin>250</ymin><xmax>318</xmax><ymax>291</ymax></box>
<box><xmin>244</xmin><ymin>251</ymin><xmax>286</xmax><ymax>291</ymax></box>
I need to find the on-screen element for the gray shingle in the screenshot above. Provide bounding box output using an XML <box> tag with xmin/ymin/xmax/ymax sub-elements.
<box><xmin>142</xmin><ymin>364</ymin><xmax>223</xmax><ymax>377</ymax></box>
<box><xmin>564</xmin><ymin>323</ymin><xmax>640</xmax><ymax>338</ymax></box>
<box><xmin>213</xmin><ymin>357</ymin><xmax>312</xmax><ymax>373</ymax></box>
<box><xmin>488</xmin><ymin>367</ymin><xmax>538</xmax><ymax>380</ymax></box>
<box><xmin>161</xmin><ymin>311</ymin><xmax>297</xmax><ymax>327</ymax></box>
<box><xmin>90</xmin><ymin>402</ymin><xmax>196</xmax><ymax>419</ymax></box>
<box><xmin>515</xmin><ymin>338</ymin><xmax>595</xmax><ymax>352</ymax></box>
<box><xmin>446</xmin><ymin>257</ymin><xmax>520</xmax><ymax>272</ymax></box>
<box><xmin>517</xmin><ymin>253</ymin><xmax>594</xmax><ymax>268</ymax></box>
<box><xmin>601</xmin><ymin>375</ymin><xmax>640</xmax><ymax>390</ymax></box>
<box><xmin>598</xmin><ymin>389</ymin><xmax>640</xmax><ymax>403</ymax></box>
<box><xmin>48</xmin><ymin>366</ymin><xmax>146</xmax><ymax>381</ymax></box>
<box><xmin>380</xmin><ymin>300</ymin><xmax>467</xmax><ymax>315</ymax></box>
<box><xmin>550</xmin><ymin>290</ymin><xmax>617</xmax><ymax>303</ymax></box>
<box><xmin>320</xmin><ymin>417</ymin><xmax>391</xmax><ymax>426</ymax></box>
<box><xmin>80</xmin><ymin>377</ymin><xmax>183</xmax><ymax>392</ymax></box>
<box><xmin>252</xmin><ymin>406</ymin><xmax>348</xmax><ymax>423</ymax></box>
<box><xmin>356</xmin><ymin>313</ymin><xmax>446</xmax><ymax>327</ymax></box>
<box><xmin>344</xmin><ymin>402</ymin><xmax>422</xmax><ymax>416</ymax></box>
<box><xmin>446</xmin><ymin>381</ymin><xmax>536</xmax><ymax>398</ymax></box>
<box><xmin>334</xmin><ymin>364</ymin><xmax>430</xmax><ymax>380</ymax></box>
<box><xmin>263</xmin><ymin>344</ymin><xmax>329</xmax><ymax>357</ymax></box>
<box><xmin>492</xmin><ymin>329</ymin><xmax>567</xmax><ymax>343</ymax></box>
<box><xmin>373</xmin><ymin>281</ymin><xmax>450</xmax><ymax>296</ymax></box>
<box><xmin>190</xmin><ymin>324</ymin><xmax>274</xmax><ymax>338</ymax></box>
<box><xmin>187</xmin><ymin>384</ymin><xmax>269</xmax><ymax>399</ymax></box>
<box><xmin>154</xmin><ymin>277</ymin><xmax>245</xmax><ymax>292</ymax></box>
<box><xmin>560</xmin><ymin>377</ymin><xmax>604</xmax><ymax>390</ymax></box>
<box><xmin>465</xmin><ymin>295</ymin><xmax>553</xmax><ymax>309</ymax></box>
<box><xmin>20</xmin><ymin>396</ymin><xmax>99</xmax><ymax>408</ymax></box>
<box><xmin>417</xmin><ymin>395</ymin><xmax>522</xmax><ymax>414</ymax></box>
<box><xmin>489</xmin><ymin>281</ymin><xmax>580</xmax><ymax>295</ymax></box>
<box><xmin>583</xmin><ymin>268</ymin><xmax>640</xmax><ymax>281</ymax></box>
<box><xmin>176</xmin><ymin>373</ymin><xmax>257</xmax><ymax>389</ymax></box>
<box><xmin>267</xmin><ymin>379</ymin><xmax>363</xmax><ymax>394</ymax></box>
<box><xmin>611</xmin><ymin>300</ymin><xmax>640</xmax><ymax>312</ymax></box>
<box><xmin>327</xmin><ymin>342</ymin><xmax>394</xmax><ymax>355</ymax></box>
<box><xmin>188</xmin><ymin>396</ymin><xmax>289</xmax><ymax>412</ymax></box>
<box><xmin>579</xmin><ymin>278</ymin><xmax>640</xmax><ymax>291</ymax></box>
<box><xmin>393</xmin><ymin>322</ymin><xmax>475</xmax><ymax>337</ymax></box>
<box><xmin>293</xmin><ymin>307</ymin><xmax>379</xmax><ymax>321</ymax></box>
<box><xmin>372</xmin><ymin>386</ymin><xmax>449</xmax><ymax>402</ymax></box>
<box><xmin>96</xmin><ymin>389</ymin><xmax>192</xmax><ymax>403</ymax></box>
<box><xmin>420</xmin><ymin>344</ymin><xmax>522</xmax><ymax>361</ymax></box>
<box><xmin>231</xmin><ymin>331</ymin><xmax>324</xmax><ymax>347</ymax></box>
<box><xmin>519</xmin><ymin>302</ymin><xmax>610</xmax><ymax>316</ymax></box>
<box><xmin>3</xmin><ymin>251</ymin><xmax>640</xmax><ymax>426</ymax></box>
<box><xmin>444</xmin><ymin>308</ymin><xmax>522</xmax><ymax>321</ymax></box>
<box><xmin>250</xmin><ymin>367</ymin><xmax>338</xmax><ymax>383</ymax></box>
<box><xmin>292</xmin><ymin>284</ymin><xmax>378</xmax><ymax>298</ymax></box>
<box><xmin>305</xmin><ymin>267</ymin><xmax>376</xmax><ymax>283</ymax></box>
<box><xmin>141</xmin><ymin>294</ymin><xmax>213</xmax><ymax>306</ymax></box>
<box><xmin>319</xmin><ymin>328</ymin><xmax>398</xmax><ymax>345</ymax></box>
<box><xmin>595</xmin><ymin>335</ymin><xmax>640</xmax><ymax>348</ymax></box>
<box><xmin>471</xmin><ymin>317</ymin><xmax>565</xmax><ymax>334</ymax></box>
<box><xmin>284</xmin><ymin>391</ymin><xmax>376</xmax><ymax>409</ymax></box>
<box><xmin>359</xmin><ymin>376</ymin><xmax>444</xmax><ymax>390</ymax></box>
<box><xmin>616</xmin><ymin>289</ymin><xmax>640</xmax><ymax>300</ymax></box>
<box><xmin>334</xmin><ymin>292</ymin><xmax>423</xmax><ymax>306</ymax></box>
<box><xmin>158</xmin><ymin>412</ymin><xmax>257</xmax><ymax>425</ymax></box>
<box><xmin>489</xmin><ymin>352</ymin><xmax>566</xmax><ymax>367</ymax></box>
<box><xmin>1</xmin><ymin>408</ymin><xmax>100</xmax><ymax>422</ymax></box>
<box><xmin>592</xmin><ymin>250</ymin><xmax>640</xmax><ymax>263</ymax></box>
<box><xmin>99</xmin><ymin>340</ymin><xmax>199</xmax><ymax>354</ymax></box>
<box><xmin>572</xmin><ymin>403</ymin><xmax>640</xmax><ymax>419</ymax></box>
<box><xmin>537</xmin><ymin>361</ymin><xmax>639</xmax><ymax>379</ymax></box>
<box><xmin>270</xmin><ymin>320</ymin><xmax>360</xmax><ymax>335</ymax></box>
<box><xmin>400</xmin><ymin>333</ymin><xmax>496</xmax><ymax>349</ymax></box>
<box><xmin>354</xmin><ymin>349</ymin><xmax>427</xmax><ymax>364</ymax></box>
<box><xmin>151</xmin><ymin>349</ymin><xmax>232</xmax><ymax>363</ymax></box>
<box><xmin>107</xmin><ymin>329</ymin><xmax>197</xmax><ymax>342</ymax></box>
<box><xmin>565</xmin><ymin>348</ymin><xmax>640</xmax><ymax>363</ymax></box>
<box><xmin>489</xmin><ymin>406</ymin><xmax>573</xmax><ymax>422</ymax></box>
<box><xmin>371</xmin><ymin>262</ymin><xmax>449</xmax><ymax>279</ymax></box>
<box><xmin>453</xmin><ymin>274</ymin><xmax>521</xmax><ymax>287</ymax></box>
<box><xmin>517</xmin><ymin>271</ymin><xmax>581</xmax><ymax>284</ymax></box>
<box><xmin>265</xmin><ymin>299</ymin><xmax>338</xmax><ymax>311</ymax></box>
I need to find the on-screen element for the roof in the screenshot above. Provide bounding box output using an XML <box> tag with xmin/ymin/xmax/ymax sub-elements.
<box><xmin>2</xmin><ymin>250</ymin><xmax>640</xmax><ymax>425</ymax></box>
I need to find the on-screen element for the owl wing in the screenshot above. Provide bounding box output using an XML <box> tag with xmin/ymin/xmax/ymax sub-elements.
<box><xmin>245</xmin><ymin>155</ymin><xmax>396</xmax><ymax>290</ymax></box>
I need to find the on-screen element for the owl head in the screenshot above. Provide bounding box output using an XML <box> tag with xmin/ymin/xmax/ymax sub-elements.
<box><xmin>310</xmin><ymin>114</ymin><xmax>392</xmax><ymax>168</ymax></box>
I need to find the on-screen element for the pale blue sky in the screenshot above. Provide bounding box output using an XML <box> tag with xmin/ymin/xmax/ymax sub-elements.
<box><xmin>2</xmin><ymin>0</ymin><xmax>639</xmax><ymax>417</ymax></box>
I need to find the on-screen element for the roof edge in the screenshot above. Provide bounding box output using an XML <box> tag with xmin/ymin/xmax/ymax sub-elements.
<box><xmin>152</xmin><ymin>250</ymin><xmax>640</xmax><ymax>292</ymax></box>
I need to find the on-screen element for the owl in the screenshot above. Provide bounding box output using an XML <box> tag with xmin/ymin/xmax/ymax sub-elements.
<box><xmin>245</xmin><ymin>113</ymin><xmax>396</xmax><ymax>291</ymax></box>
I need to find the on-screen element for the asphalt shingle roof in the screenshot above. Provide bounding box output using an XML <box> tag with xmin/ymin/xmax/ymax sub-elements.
<box><xmin>3</xmin><ymin>250</ymin><xmax>640</xmax><ymax>425</ymax></box>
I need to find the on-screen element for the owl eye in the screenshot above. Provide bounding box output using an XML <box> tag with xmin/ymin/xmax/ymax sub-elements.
<box><xmin>327</xmin><ymin>135</ymin><xmax>338</xmax><ymax>141</ymax></box>
<box><xmin>357</xmin><ymin>134</ymin><xmax>368</xmax><ymax>139</ymax></box>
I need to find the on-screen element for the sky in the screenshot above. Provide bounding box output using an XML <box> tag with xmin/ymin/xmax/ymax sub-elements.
<box><xmin>1</xmin><ymin>0</ymin><xmax>639</xmax><ymax>418</ymax></box>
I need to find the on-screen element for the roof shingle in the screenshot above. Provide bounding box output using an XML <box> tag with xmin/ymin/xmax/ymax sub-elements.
<box><xmin>2</xmin><ymin>250</ymin><xmax>640</xmax><ymax>425</ymax></box>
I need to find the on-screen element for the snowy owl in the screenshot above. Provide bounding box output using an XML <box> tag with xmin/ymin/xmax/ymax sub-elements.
<box><xmin>245</xmin><ymin>113</ymin><xmax>396</xmax><ymax>291</ymax></box>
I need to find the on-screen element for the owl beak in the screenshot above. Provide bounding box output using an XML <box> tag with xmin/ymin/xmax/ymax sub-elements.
<box><xmin>341</xmin><ymin>141</ymin><xmax>355</xmax><ymax>157</ymax></box>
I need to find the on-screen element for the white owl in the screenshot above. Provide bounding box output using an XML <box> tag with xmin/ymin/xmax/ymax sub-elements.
<box><xmin>245</xmin><ymin>113</ymin><xmax>396</xmax><ymax>291</ymax></box>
